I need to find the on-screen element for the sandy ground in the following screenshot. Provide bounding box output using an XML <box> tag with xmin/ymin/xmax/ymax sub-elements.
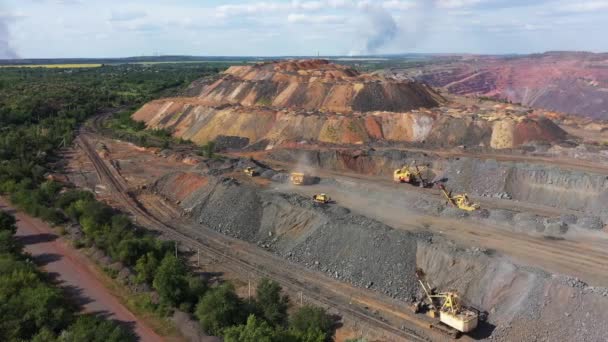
<box><xmin>274</xmin><ymin>177</ymin><xmax>608</xmax><ymax>287</ymax></box>
<box><xmin>0</xmin><ymin>198</ymin><xmax>164</xmax><ymax>342</ymax></box>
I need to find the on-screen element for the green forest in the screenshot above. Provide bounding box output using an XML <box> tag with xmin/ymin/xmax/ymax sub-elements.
<box><xmin>0</xmin><ymin>64</ymin><xmax>335</xmax><ymax>341</ymax></box>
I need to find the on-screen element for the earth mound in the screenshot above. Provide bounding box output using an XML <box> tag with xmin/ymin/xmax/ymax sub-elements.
<box><xmin>133</xmin><ymin>59</ymin><xmax>568</xmax><ymax>149</ymax></box>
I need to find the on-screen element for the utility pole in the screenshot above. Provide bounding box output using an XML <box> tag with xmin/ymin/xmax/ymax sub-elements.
<box><xmin>248</xmin><ymin>273</ymin><xmax>251</xmax><ymax>302</ymax></box>
<box><xmin>197</xmin><ymin>248</ymin><xmax>200</xmax><ymax>267</ymax></box>
<box><xmin>299</xmin><ymin>291</ymin><xmax>303</xmax><ymax>305</ymax></box>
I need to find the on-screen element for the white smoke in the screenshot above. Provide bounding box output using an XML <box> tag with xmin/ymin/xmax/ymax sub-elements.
<box><xmin>359</xmin><ymin>1</ymin><xmax>437</xmax><ymax>54</ymax></box>
<box><xmin>363</xmin><ymin>5</ymin><xmax>398</xmax><ymax>53</ymax></box>
<box><xmin>0</xmin><ymin>11</ymin><xmax>18</xmax><ymax>59</ymax></box>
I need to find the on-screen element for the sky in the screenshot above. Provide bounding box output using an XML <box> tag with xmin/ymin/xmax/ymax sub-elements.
<box><xmin>1</xmin><ymin>0</ymin><xmax>608</xmax><ymax>58</ymax></box>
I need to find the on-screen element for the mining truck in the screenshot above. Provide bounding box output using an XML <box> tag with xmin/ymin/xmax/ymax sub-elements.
<box><xmin>412</xmin><ymin>268</ymin><xmax>479</xmax><ymax>337</ymax></box>
<box><xmin>244</xmin><ymin>167</ymin><xmax>259</xmax><ymax>177</ymax></box>
<box><xmin>312</xmin><ymin>193</ymin><xmax>331</xmax><ymax>204</ymax></box>
<box><xmin>437</xmin><ymin>184</ymin><xmax>480</xmax><ymax>211</ymax></box>
<box><xmin>393</xmin><ymin>161</ymin><xmax>430</xmax><ymax>187</ymax></box>
<box><xmin>291</xmin><ymin>172</ymin><xmax>314</xmax><ymax>185</ymax></box>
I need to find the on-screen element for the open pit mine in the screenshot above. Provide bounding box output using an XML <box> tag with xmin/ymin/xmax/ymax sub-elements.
<box><xmin>70</xmin><ymin>60</ymin><xmax>608</xmax><ymax>341</ymax></box>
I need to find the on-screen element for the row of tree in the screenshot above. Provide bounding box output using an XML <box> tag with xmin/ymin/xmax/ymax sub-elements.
<box><xmin>0</xmin><ymin>210</ymin><xmax>136</xmax><ymax>341</ymax></box>
<box><xmin>0</xmin><ymin>64</ymin><xmax>337</xmax><ymax>341</ymax></box>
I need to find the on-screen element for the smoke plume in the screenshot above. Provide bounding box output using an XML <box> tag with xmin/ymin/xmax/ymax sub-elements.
<box><xmin>364</xmin><ymin>5</ymin><xmax>398</xmax><ymax>53</ymax></box>
<box><xmin>0</xmin><ymin>14</ymin><xmax>18</xmax><ymax>59</ymax></box>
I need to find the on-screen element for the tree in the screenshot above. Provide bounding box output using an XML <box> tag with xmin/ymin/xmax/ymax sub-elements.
<box><xmin>152</xmin><ymin>254</ymin><xmax>188</xmax><ymax>306</ymax></box>
<box><xmin>0</xmin><ymin>230</ymin><xmax>22</xmax><ymax>255</ymax></box>
<box><xmin>255</xmin><ymin>278</ymin><xmax>289</xmax><ymax>327</ymax></box>
<box><xmin>195</xmin><ymin>283</ymin><xmax>245</xmax><ymax>335</ymax></box>
<box><xmin>134</xmin><ymin>252</ymin><xmax>159</xmax><ymax>285</ymax></box>
<box><xmin>59</xmin><ymin>315</ymin><xmax>136</xmax><ymax>342</ymax></box>
<box><xmin>289</xmin><ymin>305</ymin><xmax>333</xmax><ymax>341</ymax></box>
<box><xmin>223</xmin><ymin>315</ymin><xmax>278</xmax><ymax>342</ymax></box>
<box><xmin>0</xmin><ymin>211</ymin><xmax>17</xmax><ymax>233</ymax></box>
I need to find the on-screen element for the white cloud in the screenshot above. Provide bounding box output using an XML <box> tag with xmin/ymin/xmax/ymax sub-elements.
<box><xmin>382</xmin><ymin>0</ymin><xmax>417</xmax><ymax>10</ymax></box>
<box><xmin>109</xmin><ymin>9</ymin><xmax>147</xmax><ymax>22</ymax></box>
<box><xmin>436</xmin><ymin>0</ymin><xmax>486</xmax><ymax>9</ymax></box>
<box><xmin>287</xmin><ymin>13</ymin><xmax>343</xmax><ymax>24</ymax></box>
<box><xmin>557</xmin><ymin>0</ymin><xmax>608</xmax><ymax>12</ymax></box>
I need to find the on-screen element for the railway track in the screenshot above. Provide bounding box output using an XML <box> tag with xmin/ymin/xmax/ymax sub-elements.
<box><xmin>76</xmin><ymin>131</ymin><xmax>435</xmax><ymax>342</ymax></box>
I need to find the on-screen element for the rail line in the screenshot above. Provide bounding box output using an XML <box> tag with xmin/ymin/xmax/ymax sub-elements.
<box><xmin>76</xmin><ymin>131</ymin><xmax>435</xmax><ymax>342</ymax></box>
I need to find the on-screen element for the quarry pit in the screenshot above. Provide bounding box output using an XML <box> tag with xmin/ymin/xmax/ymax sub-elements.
<box><xmin>63</xmin><ymin>60</ymin><xmax>608</xmax><ymax>341</ymax></box>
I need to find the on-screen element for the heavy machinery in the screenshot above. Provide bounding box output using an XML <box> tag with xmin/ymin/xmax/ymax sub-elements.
<box><xmin>413</xmin><ymin>268</ymin><xmax>479</xmax><ymax>337</ymax></box>
<box><xmin>437</xmin><ymin>184</ymin><xmax>480</xmax><ymax>211</ymax></box>
<box><xmin>291</xmin><ymin>172</ymin><xmax>314</xmax><ymax>185</ymax></box>
<box><xmin>244</xmin><ymin>167</ymin><xmax>259</xmax><ymax>177</ymax></box>
<box><xmin>312</xmin><ymin>193</ymin><xmax>331</xmax><ymax>204</ymax></box>
<box><xmin>393</xmin><ymin>161</ymin><xmax>430</xmax><ymax>187</ymax></box>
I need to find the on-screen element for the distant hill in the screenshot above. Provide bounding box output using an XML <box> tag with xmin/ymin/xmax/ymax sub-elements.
<box><xmin>399</xmin><ymin>51</ymin><xmax>608</xmax><ymax>120</ymax></box>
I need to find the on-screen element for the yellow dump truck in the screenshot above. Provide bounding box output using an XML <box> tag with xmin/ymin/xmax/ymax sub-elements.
<box><xmin>312</xmin><ymin>193</ymin><xmax>331</xmax><ymax>204</ymax></box>
<box><xmin>291</xmin><ymin>172</ymin><xmax>314</xmax><ymax>185</ymax></box>
<box><xmin>244</xmin><ymin>167</ymin><xmax>259</xmax><ymax>177</ymax></box>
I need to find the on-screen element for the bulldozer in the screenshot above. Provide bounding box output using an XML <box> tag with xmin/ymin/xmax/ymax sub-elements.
<box><xmin>437</xmin><ymin>184</ymin><xmax>480</xmax><ymax>211</ymax></box>
<box><xmin>312</xmin><ymin>193</ymin><xmax>331</xmax><ymax>204</ymax></box>
<box><xmin>412</xmin><ymin>268</ymin><xmax>479</xmax><ymax>337</ymax></box>
<box><xmin>393</xmin><ymin>161</ymin><xmax>430</xmax><ymax>187</ymax></box>
<box><xmin>244</xmin><ymin>167</ymin><xmax>259</xmax><ymax>177</ymax></box>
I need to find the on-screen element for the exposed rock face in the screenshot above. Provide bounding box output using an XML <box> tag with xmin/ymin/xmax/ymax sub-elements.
<box><xmin>404</xmin><ymin>52</ymin><xmax>608</xmax><ymax>120</ymax></box>
<box><xmin>133</xmin><ymin>59</ymin><xmax>568</xmax><ymax>149</ymax></box>
<box><xmin>201</xmin><ymin>59</ymin><xmax>442</xmax><ymax>113</ymax></box>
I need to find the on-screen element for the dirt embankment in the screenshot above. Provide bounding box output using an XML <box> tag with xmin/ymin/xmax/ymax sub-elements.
<box><xmin>152</xmin><ymin>173</ymin><xmax>608</xmax><ymax>341</ymax></box>
<box><xmin>132</xmin><ymin>59</ymin><xmax>568</xmax><ymax>149</ymax></box>
<box><xmin>418</xmin><ymin>241</ymin><xmax>608</xmax><ymax>342</ymax></box>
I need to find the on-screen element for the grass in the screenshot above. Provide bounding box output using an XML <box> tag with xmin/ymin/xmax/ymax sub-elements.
<box><xmin>0</xmin><ymin>64</ymin><xmax>103</xmax><ymax>69</ymax></box>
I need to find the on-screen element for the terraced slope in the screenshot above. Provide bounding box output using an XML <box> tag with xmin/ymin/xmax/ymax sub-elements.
<box><xmin>404</xmin><ymin>52</ymin><xmax>608</xmax><ymax>120</ymax></box>
<box><xmin>133</xmin><ymin>59</ymin><xmax>568</xmax><ymax>149</ymax></box>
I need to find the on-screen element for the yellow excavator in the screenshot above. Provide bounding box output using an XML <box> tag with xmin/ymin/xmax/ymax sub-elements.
<box><xmin>244</xmin><ymin>167</ymin><xmax>259</xmax><ymax>177</ymax></box>
<box><xmin>312</xmin><ymin>193</ymin><xmax>331</xmax><ymax>204</ymax></box>
<box><xmin>393</xmin><ymin>161</ymin><xmax>429</xmax><ymax>187</ymax></box>
<box><xmin>438</xmin><ymin>184</ymin><xmax>480</xmax><ymax>211</ymax></box>
<box><xmin>412</xmin><ymin>268</ymin><xmax>479</xmax><ymax>337</ymax></box>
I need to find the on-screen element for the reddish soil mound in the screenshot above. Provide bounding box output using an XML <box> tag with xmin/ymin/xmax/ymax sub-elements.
<box><xmin>409</xmin><ymin>52</ymin><xmax>608</xmax><ymax>119</ymax></box>
<box><xmin>514</xmin><ymin>117</ymin><xmax>567</xmax><ymax>146</ymax></box>
<box><xmin>198</xmin><ymin>59</ymin><xmax>443</xmax><ymax>113</ymax></box>
<box><xmin>133</xmin><ymin>60</ymin><xmax>569</xmax><ymax>150</ymax></box>
<box><xmin>154</xmin><ymin>172</ymin><xmax>208</xmax><ymax>203</ymax></box>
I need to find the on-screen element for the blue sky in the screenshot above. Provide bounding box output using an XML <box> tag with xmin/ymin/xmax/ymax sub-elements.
<box><xmin>1</xmin><ymin>0</ymin><xmax>607</xmax><ymax>58</ymax></box>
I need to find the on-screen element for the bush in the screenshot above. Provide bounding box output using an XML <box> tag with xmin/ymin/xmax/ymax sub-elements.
<box><xmin>59</xmin><ymin>315</ymin><xmax>136</xmax><ymax>342</ymax></box>
<box><xmin>255</xmin><ymin>278</ymin><xmax>289</xmax><ymax>327</ymax></box>
<box><xmin>153</xmin><ymin>254</ymin><xmax>188</xmax><ymax>306</ymax></box>
<box><xmin>289</xmin><ymin>305</ymin><xmax>333</xmax><ymax>341</ymax></box>
<box><xmin>0</xmin><ymin>211</ymin><xmax>17</xmax><ymax>233</ymax></box>
<box><xmin>224</xmin><ymin>315</ymin><xmax>278</xmax><ymax>342</ymax></box>
<box><xmin>195</xmin><ymin>283</ymin><xmax>245</xmax><ymax>335</ymax></box>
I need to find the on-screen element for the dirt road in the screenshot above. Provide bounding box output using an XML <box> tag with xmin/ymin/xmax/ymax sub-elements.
<box><xmin>0</xmin><ymin>198</ymin><xmax>164</xmax><ymax>342</ymax></box>
<box><xmin>276</xmin><ymin>177</ymin><xmax>608</xmax><ymax>287</ymax></box>
<box><xmin>76</xmin><ymin>130</ymin><xmax>446</xmax><ymax>341</ymax></box>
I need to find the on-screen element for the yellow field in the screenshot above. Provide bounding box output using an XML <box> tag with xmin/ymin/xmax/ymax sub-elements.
<box><xmin>0</xmin><ymin>64</ymin><xmax>103</xmax><ymax>69</ymax></box>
